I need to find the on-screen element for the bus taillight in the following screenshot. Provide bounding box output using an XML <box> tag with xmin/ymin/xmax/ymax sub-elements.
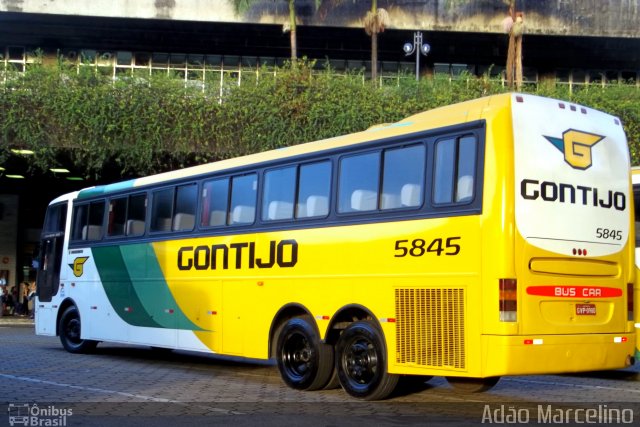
<box><xmin>499</xmin><ymin>278</ymin><xmax>517</xmax><ymax>322</ymax></box>
<box><xmin>628</xmin><ymin>283</ymin><xmax>634</xmax><ymax>321</ymax></box>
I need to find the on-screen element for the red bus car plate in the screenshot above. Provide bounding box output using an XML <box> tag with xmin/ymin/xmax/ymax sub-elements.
<box><xmin>576</xmin><ymin>304</ymin><xmax>596</xmax><ymax>315</ymax></box>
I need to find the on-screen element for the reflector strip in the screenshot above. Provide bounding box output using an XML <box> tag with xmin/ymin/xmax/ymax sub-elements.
<box><xmin>524</xmin><ymin>339</ymin><xmax>543</xmax><ymax>345</ymax></box>
<box><xmin>379</xmin><ymin>318</ymin><xmax>396</xmax><ymax>323</ymax></box>
<box><xmin>164</xmin><ymin>309</ymin><xmax>174</xmax><ymax>314</ymax></box>
<box><xmin>613</xmin><ymin>337</ymin><xmax>627</xmax><ymax>343</ymax></box>
<box><xmin>207</xmin><ymin>311</ymin><xmax>217</xmax><ymax>315</ymax></box>
<box><xmin>315</xmin><ymin>315</ymin><xmax>330</xmax><ymax>320</ymax></box>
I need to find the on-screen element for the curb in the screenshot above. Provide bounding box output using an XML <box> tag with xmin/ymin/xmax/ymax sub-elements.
<box><xmin>0</xmin><ymin>316</ymin><xmax>35</xmax><ymax>327</ymax></box>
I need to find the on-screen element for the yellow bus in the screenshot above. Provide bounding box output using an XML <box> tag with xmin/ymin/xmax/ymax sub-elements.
<box><xmin>35</xmin><ymin>93</ymin><xmax>636</xmax><ymax>400</ymax></box>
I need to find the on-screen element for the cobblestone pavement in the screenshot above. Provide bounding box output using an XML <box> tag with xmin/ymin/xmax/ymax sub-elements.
<box><xmin>1</xmin><ymin>320</ymin><xmax>639</xmax><ymax>426</ymax></box>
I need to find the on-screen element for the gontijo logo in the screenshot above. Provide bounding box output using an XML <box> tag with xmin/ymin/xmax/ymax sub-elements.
<box><xmin>69</xmin><ymin>256</ymin><xmax>89</xmax><ymax>277</ymax></box>
<box><xmin>544</xmin><ymin>129</ymin><xmax>605</xmax><ymax>170</ymax></box>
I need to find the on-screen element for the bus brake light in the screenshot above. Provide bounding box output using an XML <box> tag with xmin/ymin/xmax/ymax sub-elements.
<box><xmin>499</xmin><ymin>279</ymin><xmax>517</xmax><ymax>322</ymax></box>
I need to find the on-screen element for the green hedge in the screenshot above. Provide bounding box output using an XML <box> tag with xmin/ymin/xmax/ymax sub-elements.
<box><xmin>1</xmin><ymin>61</ymin><xmax>638</xmax><ymax>179</ymax></box>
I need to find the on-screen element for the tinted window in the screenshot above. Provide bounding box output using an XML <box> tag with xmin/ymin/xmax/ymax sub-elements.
<box><xmin>71</xmin><ymin>201</ymin><xmax>105</xmax><ymax>241</ymax></box>
<box><xmin>338</xmin><ymin>152</ymin><xmax>380</xmax><ymax>213</ymax></box>
<box><xmin>150</xmin><ymin>188</ymin><xmax>173</xmax><ymax>232</ymax></box>
<box><xmin>173</xmin><ymin>184</ymin><xmax>197</xmax><ymax>231</ymax></box>
<box><xmin>297</xmin><ymin>161</ymin><xmax>331</xmax><ymax>218</ymax></box>
<box><xmin>381</xmin><ymin>145</ymin><xmax>425</xmax><ymax>209</ymax></box>
<box><xmin>262</xmin><ymin>167</ymin><xmax>296</xmax><ymax>221</ymax></box>
<box><xmin>230</xmin><ymin>174</ymin><xmax>257</xmax><ymax>224</ymax></box>
<box><xmin>43</xmin><ymin>203</ymin><xmax>67</xmax><ymax>234</ymax></box>
<box><xmin>108</xmin><ymin>197</ymin><xmax>127</xmax><ymax>237</ymax></box>
<box><xmin>434</xmin><ymin>135</ymin><xmax>477</xmax><ymax>204</ymax></box>
<box><xmin>201</xmin><ymin>178</ymin><xmax>229</xmax><ymax>227</ymax></box>
<box><xmin>434</xmin><ymin>138</ymin><xmax>456</xmax><ymax>204</ymax></box>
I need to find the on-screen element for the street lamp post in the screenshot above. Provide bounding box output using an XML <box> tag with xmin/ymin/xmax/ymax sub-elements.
<box><xmin>403</xmin><ymin>31</ymin><xmax>430</xmax><ymax>81</ymax></box>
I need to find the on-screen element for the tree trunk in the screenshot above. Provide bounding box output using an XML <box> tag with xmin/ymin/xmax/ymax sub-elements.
<box><xmin>289</xmin><ymin>0</ymin><xmax>297</xmax><ymax>66</ymax></box>
<box><xmin>371</xmin><ymin>32</ymin><xmax>378</xmax><ymax>83</ymax></box>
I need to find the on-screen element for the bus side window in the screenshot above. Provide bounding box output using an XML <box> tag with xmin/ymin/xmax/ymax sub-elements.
<box><xmin>151</xmin><ymin>188</ymin><xmax>174</xmax><ymax>232</ymax></box>
<box><xmin>455</xmin><ymin>136</ymin><xmax>477</xmax><ymax>203</ymax></box>
<box><xmin>71</xmin><ymin>205</ymin><xmax>88</xmax><ymax>241</ymax></box>
<box><xmin>173</xmin><ymin>184</ymin><xmax>197</xmax><ymax>231</ymax></box>
<box><xmin>72</xmin><ymin>201</ymin><xmax>105</xmax><ymax>241</ymax></box>
<box><xmin>262</xmin><ymin>166</ymin><xmax>295</xmax><ymax>221</ymax></box>
<box><xmin>381</xmin><ymin>144</ymin><xmax>425</xmax><ymax>210</ymax></box>
<box><xmin>338</xmin><ymin>152</ymin><xmax>380</xmax><ymax>213</ymax></box>
<box><xmin>230</xmin><ymin>174</ymin><xmax>257</xmax><ymax>225</ymax></box>
<box><xmin>201</xmin><ymin>178</ymin><xmax>229</xmax><ymax>227</ymax></box>
<box><xmin>297</xmin><ymin>161</ymin><xmax>331</xmax><ymax>218</ymax></box>
<box><xmin>126</xmin><ymin>193</ymin><xmax>147</xmax><ymax>236</ymax></box>
<box><xmin>108</xmin><ymin>197</ymin><xmax>127</xmax><ymax>237</ymax></box>
<box><xmin>434</xmin><ymin>135</ymin><xmax>477</xmax><ymax>205</ymax></box>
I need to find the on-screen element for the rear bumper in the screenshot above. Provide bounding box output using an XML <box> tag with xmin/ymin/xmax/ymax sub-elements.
<box><xmin>482</xmin><ymin>333</ymin><xmax>635</xmax><ymax>377</ymax></box>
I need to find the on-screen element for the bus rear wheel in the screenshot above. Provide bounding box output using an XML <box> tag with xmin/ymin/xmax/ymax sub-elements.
<box><xmin>58</xmin><ymin>306</ymin><xmax>97</xmax><ymax>354</ymax></box>
<box><xmin>335</xmin><ymin>320</ymin><xmax>398</xmax><ymax>400</ymax></box>
<box><xmin>446</xmin><ymin>376</ymin><xmax>500</xmax><ymax>393</ymax></box>
<box><xmin>276</xmin><ymin>316</ymin><xmax>334</xmax><ymax>391</ymax></box>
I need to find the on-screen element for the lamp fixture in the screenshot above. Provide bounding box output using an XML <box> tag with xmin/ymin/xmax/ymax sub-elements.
<box><xmin>403</xmin><ymin>31</ymin><xmax>431</xmax><ymax>81</ymax></box>
<box><xmin>50</xmin><ymin>168</ymin><xmax>71</xmax><ymax>174</ymax></box>
<box><xmin>6</xmin><ymin>174</ymin><xmax>25</xmax><ymax>179</ymax></box>
<box><xmin>10</xmin><ymin>149</ymin><xmax>35</xmax><ymax>155</ymax></box>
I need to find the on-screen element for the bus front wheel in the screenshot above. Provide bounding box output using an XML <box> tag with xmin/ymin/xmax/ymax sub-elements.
<box><xmin>446</xmin><ymin>376</ymin><xmax>500</xmax><ymax>393</ymax></box>
<box><xmin>58</xmin><ymin>306</ymin><xmax>97</xmax><ymax>354</ymax></box>
<box><xmin>276</xmin><ymin>316</ymin><xmax>334</xmax><ymax>391</ymax></box>
<box><xmin>335</xmin><ymin>320</ymin><xmax>398</xmax><ymax>400</ymax></box>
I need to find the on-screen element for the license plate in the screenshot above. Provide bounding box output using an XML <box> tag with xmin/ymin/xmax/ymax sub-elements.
<box><xmin>576</xmin><ymin>304</ymin><xmax>596</xmax><ymax>315</ymax></box>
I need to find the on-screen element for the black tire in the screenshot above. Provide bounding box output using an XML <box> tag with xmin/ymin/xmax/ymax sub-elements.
<box><xmin>58</xmin><ymin>306</ymin><xmax>97</xmax><ymax>354</ymax></box>
<box><xmin>446</xmin><ymin>376</ymin><xmax>500</xmax><ymax>393</ymax></box>
<box><xmin>276</xmin><ymin>316</ymin><xmax>334</xmax><ymax>391</ymax></box>
<box><xmin>335</xmin><ymin>320</ymin><xmax>398</xmax><ymax>400</ymax></box>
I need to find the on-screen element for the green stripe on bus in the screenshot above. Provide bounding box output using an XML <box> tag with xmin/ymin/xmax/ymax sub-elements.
<box><xmin>120</xmin><ymin>244</ymin><xmax>203</xmax><ymax>331</ymax></box>
<box><xmin>92</xmin><ymin>245</ymin><xmax>161</xmax><ymax>328</ymax></box>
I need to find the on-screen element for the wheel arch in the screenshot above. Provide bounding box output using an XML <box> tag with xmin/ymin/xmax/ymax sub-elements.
<box><xmin>324</xmin><ymin>304</ymin><xmax>381</xmax><ymax>348</ymax></box>
<box><xmin>55</xmin><ymin>298</ymin><xmax>79</xmax><ymax>337</ymax></box>
<box><xmin>268</xmin><ymin>303</ymin><xmax>315</xmax><ymax>359</ymax></box>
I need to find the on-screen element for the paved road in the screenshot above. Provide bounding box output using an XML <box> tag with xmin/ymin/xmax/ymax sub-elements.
<box><xmin>1</xmin><ymin>322</ymin><xmax>639</xmax><ymax>426</ymax></box>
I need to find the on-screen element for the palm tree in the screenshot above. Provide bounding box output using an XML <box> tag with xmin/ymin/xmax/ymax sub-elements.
<box><xmin>504</xmin><ymin>0</ymin><xmax>524</xmax><ymax>90</ymax></box>
<box><xmin>363</xmin><ymin>0</ymin><xmax>389</xmax><ymax>83</ymax></box>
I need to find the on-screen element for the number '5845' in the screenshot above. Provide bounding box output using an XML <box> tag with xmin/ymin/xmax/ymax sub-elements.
<box><xmin>394</xmin><ymin>237</ymin><xmax>461</xmax><ymax>257</ymax></box>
